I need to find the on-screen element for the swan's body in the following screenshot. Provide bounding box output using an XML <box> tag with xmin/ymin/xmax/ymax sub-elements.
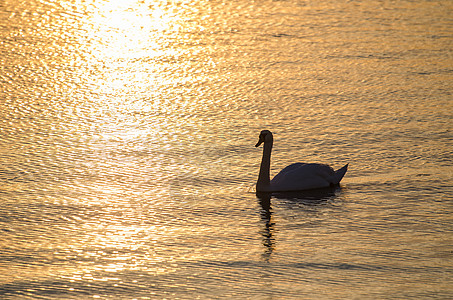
<box><xmin>255</xmin><ymin>130</ymin><xmax>348</xmax><ymax>192</ymax></box>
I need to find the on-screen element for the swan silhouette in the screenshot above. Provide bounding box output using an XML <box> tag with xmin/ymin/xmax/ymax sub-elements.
<box><xmin>255</xmin><ymin>130</ymin><xmax>348</xmax><ymax>192</ymax></box>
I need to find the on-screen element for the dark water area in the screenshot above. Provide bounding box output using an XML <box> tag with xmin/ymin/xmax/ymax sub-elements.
<box><xmin>1</xmin><ymin>0</ymin><xmax>452</xmax><ymax>298</ymax></box>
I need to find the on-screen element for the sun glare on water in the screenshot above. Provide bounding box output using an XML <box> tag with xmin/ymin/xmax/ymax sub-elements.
<box><xmin>48</xmin><ymin>1</ymin><xmax>197</xmax><ymax>276</ymax></box>
<box><xmin>83</xmin><ymin>0</ymin><xmax>178</xmax><ymax>60</ymax></box>
<box><xmin>60</xmin><ymin>0</ymin><xmax>190</xmax><ymax>136</ymax></box>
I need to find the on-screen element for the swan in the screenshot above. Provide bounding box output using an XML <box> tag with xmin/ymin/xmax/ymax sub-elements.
<box><xmin>255</xmin><ymin>130</ymin><xmax>348</xmax><ymax>192</ymax></box>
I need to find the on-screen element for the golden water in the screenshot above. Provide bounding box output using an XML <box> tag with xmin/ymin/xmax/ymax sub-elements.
<box><xmin>1</xmin><ymin>0</ymin><xmax>452</xmax><ymax>298</ymax></box>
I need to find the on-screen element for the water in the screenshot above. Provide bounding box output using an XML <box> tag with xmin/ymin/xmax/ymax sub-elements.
<box><xmin>1</xmin><ymin>0</ymin><xmax>452</xmax><ymax>298</ymax></box>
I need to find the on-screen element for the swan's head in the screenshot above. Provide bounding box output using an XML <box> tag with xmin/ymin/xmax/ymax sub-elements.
<box><xmin>255</xmin><ymin>130</ymin><xmax>273</xmax><ymax>147</ymax></box>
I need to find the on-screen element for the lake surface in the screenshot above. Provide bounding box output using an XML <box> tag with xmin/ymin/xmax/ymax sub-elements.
<box><xmin>1</xmin><ymin>0</ymin><xmax>452</xmax><ymax>298</ymax></box>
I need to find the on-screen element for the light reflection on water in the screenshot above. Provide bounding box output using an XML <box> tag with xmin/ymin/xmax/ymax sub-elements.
<box><xmin>1</xmin><ymin>0</ymin><xmax>452</xmax><ymax>298</ymax></box>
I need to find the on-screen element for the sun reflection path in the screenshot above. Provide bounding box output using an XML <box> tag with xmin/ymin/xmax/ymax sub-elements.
<box><xmin>66</xmin><ymin>0</ymin><xmax>204</xmax><ymax>101</ymax></box>
<box><xmin>83</xmin><ymin>0</ymin><xmax>179</xmax><ymax>60</ymax></box>
<box><xmin>60</xmin><ymin>0</ymin><xmax>184</xmax><ymax>148</ymax></box>
<box><xmin>52</xmin><ymin>0</ymin><xmax>214</xmax><ymax>281</ymax></box>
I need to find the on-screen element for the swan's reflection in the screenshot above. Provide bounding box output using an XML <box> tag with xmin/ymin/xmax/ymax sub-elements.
<box><xmin>272</xmin><ymin>186</ymin><xmax>340</xmax><ymax>205</ymax></box>
<box><xmin>256</xmin><ymin>187</ymin><xmax>342</xmax><ymax>261</ymax></box>
<box><xmin>256</xmin><ymin>192</ymin><xmax>274</xmax><ymax>261</ymax></box>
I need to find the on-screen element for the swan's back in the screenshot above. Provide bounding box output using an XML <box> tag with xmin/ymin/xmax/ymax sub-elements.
<box><xmin>270</xmin><ymin>163</ymin><xmax>345</xmax><ymax>191</ymax></box>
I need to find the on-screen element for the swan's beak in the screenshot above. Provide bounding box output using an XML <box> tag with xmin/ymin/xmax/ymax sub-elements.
<box><xmin>255</xmin><ymin>139</ymin><xmax>264</xmax><ymax>147</ymax></box>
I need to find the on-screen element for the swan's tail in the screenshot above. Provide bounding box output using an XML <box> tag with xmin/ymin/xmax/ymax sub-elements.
<box><xmin>332</xmin><ymin>164</ymin><xmax>348</xmax><ymax>184</ymax></box>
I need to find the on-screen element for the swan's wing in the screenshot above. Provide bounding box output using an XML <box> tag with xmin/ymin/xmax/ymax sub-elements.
<box><xmin>270</xmin><ymin>163</ymin><xmax>336</xmax><ymax>191</ymax></box>
<box><xmin>274</xmin><ymin>163</ymin><xmax>308</xmax><ymax>176</ymax></box>
<box><xmin>272</xmin><ymin>163</ymin><xmax>335</xmax><ymax>181</ymax></box>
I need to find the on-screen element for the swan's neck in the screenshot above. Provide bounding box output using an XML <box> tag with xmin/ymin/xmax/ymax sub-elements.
<box><xmin>257</xmin><ymin>141</ymin><xmax>272</xmax><ymax>191</ymax></box>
